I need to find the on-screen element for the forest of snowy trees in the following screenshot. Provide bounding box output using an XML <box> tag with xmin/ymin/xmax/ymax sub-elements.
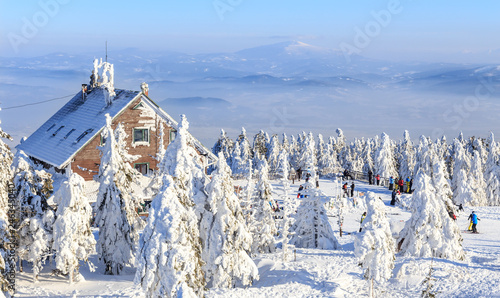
<box><xmin>213</xmin><ymin>128</ymin><xmax>500</xmax><ymax>206</ymax></box>
<box><xmin>1</xmin><ymin>112</ymin><xmax>500</xmax><ymax>297</ymax></box>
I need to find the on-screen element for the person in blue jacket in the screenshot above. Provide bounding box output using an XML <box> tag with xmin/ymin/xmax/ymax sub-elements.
<box><xmin>468</xmin><ymin>211</ymin><xmax>480</xmax><ymax>233</ymax></box>
<box><xmin>389</xmin><ymin>176</ymin><xmax>394</xmax><ymax>190</ymax></box>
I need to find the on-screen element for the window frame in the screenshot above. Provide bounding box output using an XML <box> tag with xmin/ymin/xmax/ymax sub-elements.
<box><xmin>133</xmin><ymin>127</ymin><xmax>150</xmax><ymax>145</ymax></box>
<box><xmin>134</xmin><ymin>162</ymin><xmax>150</xmax><ymax>175</ymax></box>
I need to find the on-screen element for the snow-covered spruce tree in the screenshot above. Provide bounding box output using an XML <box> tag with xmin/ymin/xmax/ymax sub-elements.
<box><xmin>361</xmin><ymin>139</ymin><xmax>374</xmax><ymax>174</ymax></box>
<box><xmin>230</xmin><ymin>142</ymin><xmax>245</xmax><ymax>179</ymax></box>
<box><xmin>275</xmin><ymin>149</ymin><xmax>290</xmax><ymax>180</ymax></box>
<box><xmin>485</xmin><ymin>132</ymin><xmax>500</xmax><ymax>206</ymax></box>
<box><xmin>252</xmin><ymin>130</ymin><xmax>268</xmax><ymax>164</ymax></box>
<box><xmin>469</xmin><ymin>152</ymin><xmax>487</xmax><ymax>206</ymax></box>
<box><xmin>162</xmin><ymin>115</ymin><xmax>211</xmax><ymax>251</ymax></box>
<box><xmin>236</xmin><ymin>127</ymin><xmax>253</xmax><ymax>164</ymax></box>
<box><xmin>451</xmin><ymin>139</ymin><xmax>474</xmax><ymax>206</ymax></box>
<box><xmin>266</xmin><ymin>134</ymin><xmax>281</xmax><ymax>178</ymax></box>
<box><xmin>374</xmin><ymin>133</ymin><xmax>397</xmax><ymax>180</ymax></box>
<box><xmin>413</xmin><ymin>136</ymin><xmax>433</xmax><ymax>176</ymax></box>
<box><xmin>431</xmin><ymin>155</ymin><xmax>453</xmax><ymax>204</ymax></box>
<box><xmin>135</xmin><ymin>175</ymin><xmax>205</xmax><ymax>297</ymax></box>
<box><xmin>0</xmin><ymin>123</ymin><xmax>13</xmax><ymax>292</ymax></box>
<box><xmin>282</xmin><ymin>133</ymin><xmax>290</xmax><ymax>155</ymax></box>
<box><xmin>289</xmin><ymin>187</ymin><xmax>339</xmax><ymax>249</ymax></box>
<box><xmin>397</xmin><ymin>169</ymin><xmax>465</xmax><ymax>260</ymax></box>
<box><xmin>398</xmin><ymin>130</ymin><xmax>415</xmax><ymax>179</ymax></box>
<box><xmin>203</xmin><ymin>153</ymin><xmax>259</xmax><ymax>288</ymax></box>
<box><xmin>297</xmin><ymin>132</ymin><xmax>317</xmax><ymax>177</ymax></box>
<box><xmin>212</xmin><ymin>129</ymin><xmax>234</xmax><ymax>167</ymax></box>
<box><xmin>52</xmin><ymin>170</ymin><xmax>96</xmax><ymax>283</ymax></box>
<box><xmin>147</xmin><ymin>123</ymin><xmax>168</xmax><ymax>197</ymax></box>
<box><xmin>289</xmin><ymin>135</ymin><xmax>299</xmax><ymax>170</ymax></box>
<box><xmin>13</xmin><ymin>150</ymin><xmax>54</xmax><ymax>281</ymax></box>
<box><xmin>249</xmin><ymin>159</ymin><xmax>277</xmax><ymax>254</ymax></box>
<box><xmin>95</xmin><ymin>114</ymin><xmax>140</xmax><ymax>275</ymax></box>
<box><xmin>354</xmin><ymin>192</ymin><xmax>395</xmax><ymax>282</ymax></box>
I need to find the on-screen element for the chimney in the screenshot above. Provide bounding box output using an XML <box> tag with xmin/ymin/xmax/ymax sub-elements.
<box><xmin>81</xmin><ymin>84</ymin><xmax>88</xmax><ymax>101</ymax></box>
<box><xmin>141</xmin><ymin>82</ymin><xmax>149</xmax><ymax>96</ymax></box>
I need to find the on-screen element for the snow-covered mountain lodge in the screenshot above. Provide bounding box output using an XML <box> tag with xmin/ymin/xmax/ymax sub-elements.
<box><xmin>17</xmin><ymin>59</ymin><xmax>216</xmax><ymax>181</ymax></box>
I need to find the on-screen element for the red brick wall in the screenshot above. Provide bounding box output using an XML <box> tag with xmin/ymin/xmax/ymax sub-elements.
<box><xmin>71</xmin><ymin>98</ymin><xmax>174</xmax><ymax>180</ymax></box>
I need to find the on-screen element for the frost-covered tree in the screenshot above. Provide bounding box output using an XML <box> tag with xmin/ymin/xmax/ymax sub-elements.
<box><xmin>230</xmin><ymin>142</ymin><xmax>245</xmax><ymax>179</ymax></box>
<box><xmin>297</xmin><ymin>132</ymin><xmax>317</xmax><ymax>177</ymax></box>
<box><xmin>0</xmin><ymin>124</ymin><xmax>12</xmax><ymax>292</ymax></box>
<box><xmin>266</xmin><ymin>134</ymin><xmax>281</xmax><ymax>178</ymax></box>
<box><xmin>212</xmin><ymin>129</ymin><xmax>234</xmax><ymax>167</ymax></box>
<box><xmin>52</xmin><ymin>170</ymin><xmax>96</xmax><ymax>282</ymax></box>
<box><xmin>361</xmin><ymin>139</ymin><xmax>374</xmax><ymax>174</ymax></box>
<box><xmin>237</xmin><ymin>127</ymin><xmax>253</xmax><ymax>163</ymax></box>
<box><xmin>485</xmin><ymin>132</ymin><xmax>500</xmax><ymax>206</ymax></box>
<box><xmin>147</xmin><ymin>123</ymin><xmax>168</xmax><ymax>197</ymax></box>
<box><xmin>95</xmin><ymin>114</ymin><xmax>140</xmax><ymax>275</ymax></box>
<box><xmin>469</xmin><ymin>152</ymin><xmax>487</xmax><ymax>206</ymax></box>
<box><xmin>289</xmin><ymin>187</ymin><xmax>339</xmax><ymax>250</ymax></box>
<box><xmin>162</xmin><ymin>115</ymin><xmax>211</xmax><ymax>252</ymax></box>
<box><xmin>451</xmin><ymin>139</ymin><xmax>474</xmax><ymax>206</ymax></box>
<box><xmin>354</xmin><ymin>192</ymin><xmax>395</xmax><ymax>282</ymax></box>
<box><xmin>275</xmin><ymin>149</ymin><xmax>290</xmax><ymax>180</ymax></box>
<box><xmin>135</xmin><ymin>175</ymin><xmax>205</xmax><ymax>297</ymax></box>
<box><xmin>203</xmin><ymin>153</ymin><xmax>259</xmax><ymax>288</ymax></box>
<box><xmin>253</xmin><ymin>130</ymin><xmax>268</xmax><ymax>163</ymax></box>
<box><xmin>398</xmin><ymin>170</ymin><xmax>465</xmax><ymax>260</ymax></box>
<box><xmin>398</xmin><ymin>130</ymin><xmax>415</xmax><ymax>179</ymax></box>
<box><xmin>374</xmin><ymin>133</ymin><xmax>397</xmax><ymax>180</ymax></box>
<box><xmin>431</xmin><ymin>155</ymin><xmax>453</xmax><ymax>203</ymax></box>
<box><xmin>13</xmin><ymin>150</ymin><xmax>54</xmax><ymax>281</ymax></box>
<box><xmin>249</xmin><ymin>160</ymin><xmax>277</xmax><ymax>254</ymax></box>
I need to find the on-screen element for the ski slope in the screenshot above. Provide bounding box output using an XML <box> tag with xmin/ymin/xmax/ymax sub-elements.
<box><xmin>15</xmin><ymin>178</ymin><xmax>500</xmax><ymax>297</ymax></box>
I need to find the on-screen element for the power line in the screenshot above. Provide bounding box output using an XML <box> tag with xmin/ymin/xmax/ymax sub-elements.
<box><xmin>2</xmin><ymin>94</ymin><xmax>74</xmax><ymax>110</ymax></box>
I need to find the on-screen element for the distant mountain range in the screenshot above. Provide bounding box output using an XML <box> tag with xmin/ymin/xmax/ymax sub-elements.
<box><xmin>1</xmin><ymin>41</ymin><xmax>500</xmax><ymax>146</ymax></box>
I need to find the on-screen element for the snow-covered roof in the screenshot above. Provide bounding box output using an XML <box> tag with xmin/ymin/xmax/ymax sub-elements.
<box><xmin>17</xmin><ymin>87</ymin><xmax>216</xmax><ymax>169</ymax></box>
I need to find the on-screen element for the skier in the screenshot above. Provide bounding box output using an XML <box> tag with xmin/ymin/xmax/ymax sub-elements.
<box><xmin>391</xmin><ymin>189</ymin><xmax>397</xmax><ymax>206</ymax></box>
<box><xmin>343</xmin><ymin>183</ymin><xmax>348</xmax><ymax>197</ymax></box>
<box><xmin>376</xmin><ymin>174</ymin><xmax>381</xmax><ymax>186</ymax></box>
<box><xmin>406</xmin><ymin>177</ymin><xmax>411</xmax><ymax>193</ymax></box>
<box><xmin>359</xmin><ymin>212</ymin><xmax>367</xmax><ymax>232</ymax></box>
<box><xmin>368</xmin><ymin>170</ymin><xmax>373</xmax><ymax>185</ymax></box>
<box><xmin>409</xmin><ymin>178</ymin><xmax>413</xmax><ymax>193</ymax></box>
<box><xmin>468</xmin><ymin>211</ymin><xmax>480</xmax><ymax>233</ymax></box>
<box><xmin>389</xmin><ymin>176</ymin><xmax>394</xmax><ymax>190</ymax></box>
<box><xmin>350</xmin><ymin>182</ymin><xmax>355</xmax><ymax>198</ymax></box>
<box><xmin>297</xmin><ymin>168</ymin><xmax>302</xmax><ymax>181</ymax></box>
<box><xmin>458</xmin><ymin>204</ymin><xmax>464</xmax><ymax>212</ymax></box>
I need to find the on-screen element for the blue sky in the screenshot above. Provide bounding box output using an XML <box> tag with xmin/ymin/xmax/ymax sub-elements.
<box><xmin>1</xmin><ymin>0</ymin><xmax>500</xmax><ymax>62</ymax></box>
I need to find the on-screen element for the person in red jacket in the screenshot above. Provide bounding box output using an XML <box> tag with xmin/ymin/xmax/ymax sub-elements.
<box><xmin>398</xmin><ymin>178</ymin><xmax>404</xmax><ymax>192</ymax></box>
<box><xmin>376</xmin><ymin>174</ymin><xmax>381</xmax><ymax>185</ymax></box>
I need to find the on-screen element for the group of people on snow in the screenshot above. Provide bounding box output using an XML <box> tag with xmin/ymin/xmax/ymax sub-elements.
<box><xmin>342</xmin><ymin>182</ymin><xmax>355</xmax><ymax>198</ymax></box>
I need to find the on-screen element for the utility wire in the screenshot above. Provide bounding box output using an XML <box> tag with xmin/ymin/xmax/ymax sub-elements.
<box><xmin>2</xmin><ymin>94</ymin><xmax>75</xmax><ymax>110</ymax></box>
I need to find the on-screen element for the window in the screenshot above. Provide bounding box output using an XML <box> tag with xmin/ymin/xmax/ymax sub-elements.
<box><xmin>64</xmin><ymin>129</ymin><xmax>76</xmax><ymax>139</ymax></box>
<box><xmin>74</xmin><ymin>128</ymin><xmax>94</xmax><ymax>144</ymax></box>
<box><xmin>169</xmin><ymin>130</ymin><xmax>176</xmax><ymax>144</ymax></box>
<box><xmin>100</xmin><ymin>134</ymin><xmax>107</xmax><ymax>146</ymax></box>
<box><xmin>134</xmin><ymin>163</ymin><xmax>149</xmax><ymax>175</ymax></box>
<box><xmin>133</xmin><ymin>128</ymin><xmax>149</xmax><ymax>143</ymax></box>
<box><xmin>52</xmin><ymin>126</ymin><xmax>65</xmax><ymax>136</ymax></box>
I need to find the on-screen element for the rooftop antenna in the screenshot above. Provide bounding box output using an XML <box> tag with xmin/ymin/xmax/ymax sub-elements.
<box><xmin>105</xmin><ymin>40</ymin><xmax>108</xmax><ymax>62</ymax></box>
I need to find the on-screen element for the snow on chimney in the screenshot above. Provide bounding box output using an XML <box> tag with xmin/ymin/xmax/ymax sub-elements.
<box><xmin>141</xmin><ymin>82</ymin><xmax>149</xmax><ymax>96</ymax></box>
<box><xmin>92</xmin><ymin>58</ymin><xmax>116</xmax><ymax>105</ymax></box>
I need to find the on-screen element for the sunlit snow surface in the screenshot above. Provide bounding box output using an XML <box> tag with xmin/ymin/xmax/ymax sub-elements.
<box><xmin>15</xmin><ymin>178</ymin><xmax>500</xmax><ymax>297</ymax></box>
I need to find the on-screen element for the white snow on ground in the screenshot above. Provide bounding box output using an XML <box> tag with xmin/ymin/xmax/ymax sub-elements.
<box><xmin>15</xmin><ymin>178</ymin><xmax>500</xmax><ymax>297</ymax></box>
